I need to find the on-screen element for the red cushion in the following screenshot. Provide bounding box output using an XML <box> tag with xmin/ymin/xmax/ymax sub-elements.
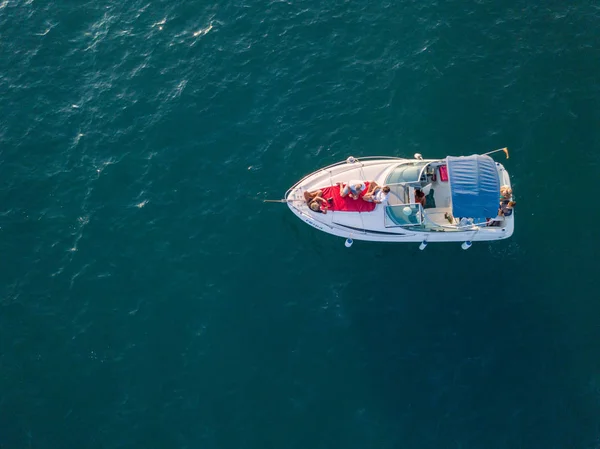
<box><xmin>319</xmin><ymin>182</ymin><xmax>377</xmax><ymax>212</ymax></box>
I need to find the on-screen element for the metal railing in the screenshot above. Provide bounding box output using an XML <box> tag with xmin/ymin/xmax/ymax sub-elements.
<box><xmin>285</xmin><ymin>156</ymin><xmax>411</xmax><ymax>199</ymax></box>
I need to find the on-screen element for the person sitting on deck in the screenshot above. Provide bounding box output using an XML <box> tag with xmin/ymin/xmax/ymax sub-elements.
<box><xmin>414</xmin><ymin>188</ymin><xmax>426</xmax><ymax>207</ymax></box>
<box><xmin>499</xmin><ymin>200</ymin><xmax>516</xmax><ymax>217</ymax></box>
<box><xmin>487</xmin><ymin>200</ymin><xmax>516</xmax><ymax>226</ymax></box>
<box><xmin>339</xmin><ymin>180</ymin><xmax>366</xmax><ymax>200</ymax></box>
<box><xmin>304</xmin><ymin>189</ymin><xmax>332</xmax><ymax>214</ymax></box>
<box><xmin>362</xmin><ymin>182</ymin><xmax>391</xmax><ymax>204</ymax></box>
<box><xmin>500</xmin><ymin>185</ymin><xmax>513</xmax><ymax>200</ymax></box>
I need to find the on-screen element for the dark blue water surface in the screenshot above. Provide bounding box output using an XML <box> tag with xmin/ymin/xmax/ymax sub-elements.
<box><xmin>1</xmin><ymin>0</ymin><xmax>599</xmax><ymax>448</ymax></box>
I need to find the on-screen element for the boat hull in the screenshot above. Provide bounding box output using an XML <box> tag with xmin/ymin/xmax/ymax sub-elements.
<box><xmin>285</xmin><ymin>156</ymin><xmax>514</xmax><ymax>243</ymax></box>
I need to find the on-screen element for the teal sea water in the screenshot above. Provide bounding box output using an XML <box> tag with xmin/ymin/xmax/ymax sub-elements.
<box><xmin>1</xmin><ymin>0</ymin><xmax>600</xmax><ymax>447</ymax></box>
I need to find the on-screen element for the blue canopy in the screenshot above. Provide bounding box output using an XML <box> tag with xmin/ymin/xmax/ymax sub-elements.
<box><xmin>447</xmin><ymin>155</ymin><xmax>500</xmax><ymax>218</ymax></box>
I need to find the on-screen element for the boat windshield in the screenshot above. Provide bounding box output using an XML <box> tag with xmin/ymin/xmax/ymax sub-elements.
<box><xmin>385</xmin><ymin>204</ymin><xmax>423</xmax><ymax>227</ymax></box>
<box><xmin>385</xmin><ymin>162</ymin><xmax>429</xmax><ymax>186</ymax></box>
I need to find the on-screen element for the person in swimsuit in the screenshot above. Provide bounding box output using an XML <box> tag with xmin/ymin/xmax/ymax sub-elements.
<box><xmin>304</xmin><ymin>189</ymin><xmax>332</xmax><ymax>214</ymax></box>
<box><xmin>497</xmin><ymin>186</ymin><xmax>514</xmax><ymax>218</ymax></box>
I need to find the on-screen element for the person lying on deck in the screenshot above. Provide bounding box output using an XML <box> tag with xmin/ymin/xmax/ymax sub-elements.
<box><xmin>304</xmin><ymin>189</ymin><xmax>332</xmax><ymax>214</ymax></box>
<box><xmin>338</xmin><ymin>180</ymin><xmax>366</xmax><ymax>200</ymax></box>
<box><xmin>362</xmin><ymin>182</ymin><xmax>390</xmax><ymax>204</ymax></box>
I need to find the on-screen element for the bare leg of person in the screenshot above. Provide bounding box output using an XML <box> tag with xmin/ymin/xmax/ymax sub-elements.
<box><xmin>340</xmin><ymin>183</ymin><xmax>349</xmax><ymax>197</ymax></box>
<box><xmin>304</xmin><ymin>191</ymin><xmax>316</xmax><ymax>202</ymax></box>
<box><xmin>366</xmin><ymin>181</ymin><xmax>379</xmax><ymax>195</ymax></box>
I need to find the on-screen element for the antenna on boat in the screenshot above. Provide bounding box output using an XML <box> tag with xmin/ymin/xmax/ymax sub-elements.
<box><xmin>482</xmin><ymin>147</ymin><xmax>509</xmax><ymax>159</ymax></box>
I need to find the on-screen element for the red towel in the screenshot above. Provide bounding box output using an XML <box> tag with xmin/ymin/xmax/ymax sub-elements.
<box><xmin>319</xmin><ymin>182</ymin><xmax>377</xmax><ymax>212</ymax></box>
<box><xmin>438</xmin><ymin>165</ymin><xmax>448</xmax><ymax>182</ymax></box>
